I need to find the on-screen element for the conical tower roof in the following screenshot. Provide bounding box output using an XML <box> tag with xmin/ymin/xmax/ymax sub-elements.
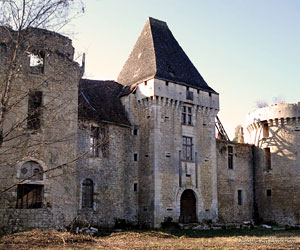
<box><xmin>117</xmin><ymin>17</ymin><xmax>216</xmax><ymax>93</ymax></box>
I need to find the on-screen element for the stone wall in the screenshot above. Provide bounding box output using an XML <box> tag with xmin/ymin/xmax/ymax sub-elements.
<box><xmin>247</xmin><ymin>104</ymin><xmax>300</xmax><ymax>225</ymax></box>
<box><xmin>76</xmin><ymin>121</ymin><xmax>138</xmax><ymax>227</ymax></box>
<box><xmin>216</xmin><ymin>140</ymin><xmax>254</xmax><ymax>223</ymax></box>
<box><xmin>0</xmin><ymin>27</ymin><xmax>81</xmax><ymax>232</ymax></box>
<box><xmin>122</xmin><ymin>78</ymin><xmax>219</xmax><ymax>227</ymax></box>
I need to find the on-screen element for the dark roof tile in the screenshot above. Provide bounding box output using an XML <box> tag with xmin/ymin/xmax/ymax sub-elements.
<box><xmin>117</xmin><ymin>17</ymin><xmax>216</xmax><ymax>93</ymax></box>
<box><xmin>78</xmin><ymin>79</ymin><xmax>130</xmax><ymax>126</ymax></box>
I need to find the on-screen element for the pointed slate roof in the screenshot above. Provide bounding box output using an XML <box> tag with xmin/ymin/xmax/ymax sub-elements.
<box><xmin>117</xmin><ymin>17</ymin><xmax>216</xmax><ymax>93</ymax></box>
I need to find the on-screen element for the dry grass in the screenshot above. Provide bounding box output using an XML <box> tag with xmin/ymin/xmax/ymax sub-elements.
<box><xmin>1</xmin><ymin>228</ymin><xmax>300</xmax><ymax>250</ymax></box>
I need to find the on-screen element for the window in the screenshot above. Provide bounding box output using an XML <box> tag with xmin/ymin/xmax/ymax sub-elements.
<box><xmin>134</xmin><ymin>153</ymin><xmax>138</xmax><ymax>162</ymax></box>
<box><xmin>30</xmin><ymin>51</ymin><xmax>45</xmax><ymax>74</ymax></box>
<box><xmin>17</xmin><ymin>184</ymin><xmax>43</xmax><ymax>209</ymax></box>
<box><xmin>27</xmin><ymin>91</ymin><xmax>42</xmax><ymax>130</ymax></box>
<box><xmin>263</xmin><ymin>123</ymin><xmax>269</xmax><ymax>138</ymax></box>
<box><xmin>0</xmin><ymin>42</ymin><xmax>7</xmax><ymax>52</ymax></box>
<box><xmin>181</xmin><ymin>106</ymin><xmax>192</xmax><ymax>125</ymax></box>
<box><xmin>238</xmin><ymin>190</ymin><xmax>243</xmax><ymax>205</ymax></box>
<box><xmin>134</xmin><ymin>183</ymin><xmax>138</xmax><ymax>192</ymax></box>
<box><xmin>228</xmin><ymin>145</ymin><xmax>233</xmax><ymax>169</ymax></box>
<box><xmin>133</xmin><ymin>128</ymin><xmax>138</xmax><ymax>136</ymax></box>
<box><xmin>266</xmin><ymin>189</ymin><xmax>272</xmax><ymax>197</ymax></box>
<box><xmin>90</xmin><ymin>126</ymin><xmax>99</xmax><ymax>157</ymax></box>
<box><xmin>20</xmin><ymin>161</ymin><xmax>43</xmax><ymax>181</ymax></box>
<box><xmin>264</xmin><ymin>148</ymin><xmax>271</xmax><ymax>170</ymax></box>
<box><xmin>165</xmin><ymin>81</ymin><xmax>169</xmax><ymax>86</ymax></box>
<box><xmin>82</xmin><ymin>179</ymin><xmax>93</xmax><ymax>208</ymax></box>
<box><xmin>182</xmin><ymin>136</ymin><xmax>193</xmax><ymax>161</ymax></box>
<box><xmin>186</xmin><ymin>87</ymin><xmax>193</xmax><ymax>100</ymax></box>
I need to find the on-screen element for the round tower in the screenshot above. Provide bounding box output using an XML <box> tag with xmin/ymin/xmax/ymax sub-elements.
<box><xmin>246</xmin><ymin>103</ymin><xmax>300</xmax><ymax>225</ymax></box>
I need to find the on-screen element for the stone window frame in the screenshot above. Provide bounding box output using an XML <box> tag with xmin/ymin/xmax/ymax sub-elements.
<box><xmin>90</xmin><ymin>126</ymin><xmax>100</xmax><ymax>157</ymax></box>
<box><xmin>81</xmin><ymin>178</ymin><xmax>94</xmax><ymax>209</ymax></box>
<box><xmin>16</xmin><ymin>160</ymin><xmax>45</xmax><ymax>209</ymax></box>
<box><xmin>182</xmin><ymin>136</ymin><xmax>193</xmax><ymax>161</ymax></box>
<box><xmin>181</xmin><ymin>105</ymin><xmax>193</xmax><ymax>125</ymax></box>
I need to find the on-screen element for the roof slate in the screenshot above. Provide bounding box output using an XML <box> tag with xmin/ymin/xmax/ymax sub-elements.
<box><xmin>117</xmin><ymin>17</ymin><xmax>216</xmax><ymax>93</ymax></box>
<box><xmin>78</xmin><ymin>79</ymin><xmax>130</xmax><ymax>126</ymax></box>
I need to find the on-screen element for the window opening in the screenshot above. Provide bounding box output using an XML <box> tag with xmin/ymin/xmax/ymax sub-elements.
<box><xmin>182</xmin><ymin>136</ymin><xmax>193</xmax><ymax>161</ymax></box>
<box><xmin>30</xmin><ymin>51</ymin><xmax>45</xmax><ymax>74</ymax></box>
<box><xmin>0</xmin><ymin>42</ymin><xmax>7</xmax><ymax>52</ymax></box>
<box><xmin>16</xmin><ymin>184</ymin><xmax>43</xmax><ymax>209</ymax></box>
<box><xmin>186</xmin><ymin>87</ymin><xmax>193</xmax><ymax>100</ymax></box>
<box><xmin>228</xmin><ymin>145</ymin><xmax>233</xmax><ymax>169</ymax></box>
<box><xmin>90</xmin><ymin>126</ymin><xmax>99</xmax><ymax>157</ymax></box>
<box><xmin>133</xmin><ymin>128</ymin><xmax>138</xmax><ymax>136</ymax></box>
<box><xmin>181</xmin><ymin>105</ymin><xmax>192</xmax><ymax>125</ymax></box>
<box><xmin>238</xmin><ymin>190</ymin><xmax>243</xmax><ymax>205</ymax></box>
<box><xmin>134</xmin><ymin>153</ymin><xmax>138</xmax><ymax>162</ymax></box>
<box><xmin>266</xmin><ymin>189</ymin><xmax>272</xmax><ymax>197</ymax></box>
<box><xmin>264</xmin><ymin>148</ymin><xmax>271</xmax><ymax>170</ymax></box>
<box><xmin>82</xmin><ymin>179</ymin><xmax>93</xmax><ymax>208</ymax></box>
<box><xmin>263</xmin><ymin>123</ymin><xmax>269</xmax><ymax>138</ymax></box>
<box><xmin>27</xmin><ymin>91</ymin><xmax>42</xmax><ymax>130</ymax></box>
<box><xmin>134</xmin><ymin>183</ymin><xmax>138</xmax><ymax>192</ymax></box>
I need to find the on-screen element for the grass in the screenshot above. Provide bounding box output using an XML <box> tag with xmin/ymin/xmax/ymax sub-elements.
<box><xmin>0</xmin><ymin>228</ymin><xmax>300</xmax><ymax>249</ymax></box>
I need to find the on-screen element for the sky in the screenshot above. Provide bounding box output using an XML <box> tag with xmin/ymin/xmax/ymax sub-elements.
<box><xmin>67</xmin><ymin>0</ymin><xmax>300</xmax><ymax>139</ymax></box>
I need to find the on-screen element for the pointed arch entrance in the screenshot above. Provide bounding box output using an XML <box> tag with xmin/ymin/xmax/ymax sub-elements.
<box><xmin>179</xmin><ymin>189</ymin><xmax>197</xmax><ymax>223</ymax></box>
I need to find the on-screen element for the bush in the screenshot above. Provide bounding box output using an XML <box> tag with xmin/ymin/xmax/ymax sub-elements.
<box><xmin>161</xmin><ymin>217</ymin><xmax>180</xmax><ymax>229</ymax></box>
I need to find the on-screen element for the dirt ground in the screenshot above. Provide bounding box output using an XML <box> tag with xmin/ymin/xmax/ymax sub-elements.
<box><xmin>1</xmin><ymin>228</ymin><xmax>300</xmax><ymax>250</ymax></box>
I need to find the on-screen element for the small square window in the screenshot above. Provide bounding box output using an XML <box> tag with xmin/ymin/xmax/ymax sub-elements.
<box><xmin>165</xmin><ymin>81</ymin><xmax>169</xmax><ymax>86</ymax></box>
<box><xmin>144</xmin><ymin>81</ymin><xmax>147</xmax><ymax>86</ymax></box>
<box><xmin>134</xmin><ymin>153</ymin><xmax>138</xmax><ymax>162</ymax></box>
<box><xmin>266</xmin><ymin>189</ymin><xmax>272</xmax><ymax>197</ymax></box>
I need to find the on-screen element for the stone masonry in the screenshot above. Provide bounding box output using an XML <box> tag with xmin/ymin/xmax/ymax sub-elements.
<box><xmin>0</xmin><ymin>18</ymin><xmax>300</xmax><ymax>233</ymax></box>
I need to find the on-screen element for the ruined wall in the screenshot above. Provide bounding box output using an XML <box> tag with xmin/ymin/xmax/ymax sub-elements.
<box><xmin>216</xmin><ymin>140</ymin><xmax>254</xmax><ymax>223</ymax></box>
<box><xmin>76</xmin><ymin>122</ymin><xmax>138</xmax><ymax>227</ymax></box>
<box><xmin>0</xmin><ymin>27</ymin><xmax>81</xmax><ymax>233</ymax></box>
<box><xmin>122</xmin><ymin>78</ymin><xmax>219</xmax><ymax>227</ymax></box>
<box><xmin>247</xmin><ymin>103</ymin><xmax>300</xmax><ymax>225</ymax></box>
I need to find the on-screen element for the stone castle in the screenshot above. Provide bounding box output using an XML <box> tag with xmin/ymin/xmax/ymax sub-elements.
<box><xmin>1</xmin><ymin>17</ymin><xmax>300</xmax><ymax>233</ymax></box>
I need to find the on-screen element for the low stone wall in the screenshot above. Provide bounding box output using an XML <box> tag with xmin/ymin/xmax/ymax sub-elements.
<box><xmin>0</xmin><ymin>208</ymin><xmax>53</xmax><ymax>234</ymax></box>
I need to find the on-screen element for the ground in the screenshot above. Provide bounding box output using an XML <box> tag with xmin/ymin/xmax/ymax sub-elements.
<box><xmin>1</xmin><ymin>228</ymin><xmax>300</xmax><ymax>249</ymax></box>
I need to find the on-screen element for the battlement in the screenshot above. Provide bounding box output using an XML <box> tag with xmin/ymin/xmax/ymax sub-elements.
<box><xmin>246</xmin><ymin>103</ymin><xmax>300</xmax><ymax>129</ymax></box>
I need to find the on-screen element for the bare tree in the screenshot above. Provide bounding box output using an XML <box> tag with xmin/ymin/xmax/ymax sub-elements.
<box><xmin>0</xmin><ymin>0</ymin><xmax>85</xmax><ymax>195</ymax></box>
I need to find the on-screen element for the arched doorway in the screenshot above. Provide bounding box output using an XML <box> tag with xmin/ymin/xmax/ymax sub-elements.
<box><xmin>179</xmin><ymin>189</ymin><xmax>197</xmax><ymax>223</ymax></box>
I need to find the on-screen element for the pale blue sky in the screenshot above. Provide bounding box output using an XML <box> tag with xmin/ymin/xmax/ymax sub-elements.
<box><xmin>69</xmin><ymin>0</ymin><xmax>300</xmax><ymax>139</ymax></box>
